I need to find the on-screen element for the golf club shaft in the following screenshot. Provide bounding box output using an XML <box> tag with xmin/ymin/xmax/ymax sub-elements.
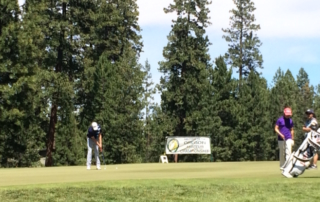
<box><xmin>101</xmin><ymin>149</ymin><xmax>106</xmax><ymax>167</ymax></box>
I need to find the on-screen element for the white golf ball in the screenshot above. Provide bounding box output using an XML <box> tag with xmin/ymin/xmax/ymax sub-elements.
<box><xmin>116</xmin><ymin>167</ymin><xmax>118</xmax><ymax>169</ymax></box>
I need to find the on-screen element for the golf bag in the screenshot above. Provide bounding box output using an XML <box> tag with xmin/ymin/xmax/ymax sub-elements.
<box><xmin>281</xmin><ymin>130</ymin><xmax>320</xmax><ymax>178</ymax></box>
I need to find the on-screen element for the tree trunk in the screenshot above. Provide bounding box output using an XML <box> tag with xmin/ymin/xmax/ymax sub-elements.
<box><xmin>45</xmin><ymin>2</ymin><xmax>66</xmax><ymax>166</ymax></box>
<box><xmin>239</xmin><ymin>6</ymin><xmax>244</xmax><ymax>84</ymax></box>
<box><xmin>45</xmin><ymin>104</ymin><xmax>57</xmax><ymax>166</ymax></box>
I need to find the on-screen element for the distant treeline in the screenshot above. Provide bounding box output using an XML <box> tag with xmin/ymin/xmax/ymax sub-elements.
<box><xmin>0</xmin><ymin>0</ymin><xmax>318</xmax><ymax>167</ymax></box>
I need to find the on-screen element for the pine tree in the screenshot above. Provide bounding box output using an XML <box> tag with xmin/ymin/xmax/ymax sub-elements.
<box><xmin>0</xmin><ymin>0</ymin><xmax>21</xmax><ymax>166</ymax></box>
<box><xmin>76</xmin><ymin>1</ymin><xmax>127</xmax><ymax>123</ymax></box>
<box><xmin>85</xmin><ymin>50</ymin><xmax>145</xmax><ymax>164</ymax></box>
<box><xmin>222</xmin><ymin>0</ymin><xmax>263</xmax><ymax>81</ymax></box>
<box><xmin>233</xmin><ymin>72</ymin><xmax>271</xmax><ymax>161</ymax></box>
<box><xmin>44</xmin><ymin>1</ymin><xmax>73</xmax><ymax>167</ymax></box>
<box><xmin>295</xmin><ymin>68</ymin><xmax>314</xmax><ymax>145</ymax></box>
<box><xmin>314</xmin><ymin>85</ymin><xmax>320</xmax><ymax>119</ymax></box>
<box><xmin>210</xmin><ymin>56</ymin><xmax>237</xmax><ymax>161</ymax></box>
<box><xmin>0</xmin><ymin>0</ymin><xmax>49</xmax><ymax>167</ymax></box>
<box><xmin>270</xmin><ymin>69</ymin><xmax>299</xmax><ymax>120</ymax></box>
<box><xmin>53</xmin><ymin>107</ymin><xmax>84</xmax><ymax>166</ymax></box>
<box><xmin>144</xmin><ymin>105</ymin><xmax>177</xmax><ymax>162</ymax></box>
<box><xmin>90</xmin><ymin>0</ymin><xmax>142</xmax><ymax>61</ymax></box>
<box><xmin>22</xmin><ymin>0</ymin><xmax>84</xmax><ymax>166</ymax></box>
<box><xmin>76</xmin><ymin>0</ymin><xmax>144</xmax><ymax>164</ymax></box>
<box><xmin>159</xmin><ymin>0</ymin><xmax>215</xmax><ymax>162</ymax></box>
<box><xmin>141</xmin><ymin>60</ymin><xmax>156</xmax><ymax>162</ymax></box>
<box><xmin>77</xmin><ymin>0</ymin><xmax>142</xmax><ymax>126</ymax></box>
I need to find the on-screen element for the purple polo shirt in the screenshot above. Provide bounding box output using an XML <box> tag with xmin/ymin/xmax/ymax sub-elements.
<box><xmin>276</xmin><ymin>116</ymin><xmax>294</xmax><ymax>141</ymax></box>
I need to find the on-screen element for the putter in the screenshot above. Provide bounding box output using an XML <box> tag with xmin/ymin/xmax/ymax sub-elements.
<box><xmin>101</xmin><ymin>149</ymin><xmax>107</xmax><ymax>169</ymax></box>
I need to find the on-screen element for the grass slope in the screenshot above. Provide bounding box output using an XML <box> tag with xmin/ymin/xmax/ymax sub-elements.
<box><xmin>0</xmin><ymin>162</ymin><xmax>320</xmax><ymax>201</ymax></box>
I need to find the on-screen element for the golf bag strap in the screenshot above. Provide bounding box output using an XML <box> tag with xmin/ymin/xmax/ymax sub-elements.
<box><xmin>281</xmin><ymin>153</ymin><xmax>294</xmax><ymax>169</ymax></box>
<box><xmin>308</xmin><ymin>138</ymin><xmax>320</xmax><ymax>149</ymax></box>
<box><xmin>292</xmin><ymin>138</ymin><xmax>320</xmax><ymax>162</ymax></box>
<box><xmin>293</xmin><ymin>154</ymin><xmax>313</xmax><ymax>162</ymax></box>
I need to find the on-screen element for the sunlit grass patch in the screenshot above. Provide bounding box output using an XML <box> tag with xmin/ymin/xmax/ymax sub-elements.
<box><xmin>1</xmin><ymin>162</ymin><xmax>320</xmax><ymax>201</ymax></box>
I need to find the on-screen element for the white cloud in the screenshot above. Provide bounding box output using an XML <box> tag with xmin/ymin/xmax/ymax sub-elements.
<box><xmin>254</xmin><ymin>0</ymin><xmax>320</xmax><ymax>38</ymax></box>
<box><xmin>18</xmin><ymin>0</ymin><xmax>320</xmax><ymax>38</ymax></box>
<box><xmin>137</xmin><ymin>0</ymin><xmax>320</xmax><ymax>38</ymax></box>
<box><xmin>137</xmin><ymin>0</ymin><xmax>176</xmax><ymax>26</ymax></box>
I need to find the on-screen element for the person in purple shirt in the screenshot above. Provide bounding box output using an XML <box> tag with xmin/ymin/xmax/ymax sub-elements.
<box><xmin>275</xmin><ymin>107</ymin><xmax>294</xmax><ymax>168</ymax></box>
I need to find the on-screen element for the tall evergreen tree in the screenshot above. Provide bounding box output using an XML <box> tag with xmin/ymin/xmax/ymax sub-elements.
<box><xmin>222</xmin><ymin>0</ymin><xmax>263</xmax><ymax>81</ymax></box>
<box><xmin>85</xmin><ymin>50</ymin><xmax>145</xmax><ymax>164</ymax></box>
<box><xmin>233</xmin><ymin>72</ymin><xmax>271</xmax><ymax>161</ymax></box>
<box><xmin>77</xmin><ymin>0</ymin><xmax>142</xmax><ymax>126</ymax></box>
<box><xmin>0</xmin><ymin>0</ymin><xmax>23</xmax><ymax>166</ymax></box>
<box><xmin>0</xmin><ymin>0</ymin><xmax>48</xmax><ymax>167</ymax></box>
<box><xmin>76</xmin><ymin>0</ymin><xmax>144</xmax><ymax>164</ymax></box>
<box><xmin>0</xmin><ymin>0</ymin><xmax>22</xmax><ymax>164</ymax></box>
<box><xmin>141</xmin><ymin>60</ymin><xmax>156</xmax><ymax>162</ymax></box>
<box><xmin>210</xmin><ymin>56</ymin><xmax>238</xmax><ymax>161</ymax></box>
<box><xmin>76</xmin><ymin>0</ymin><xmax>140</xmax><ymax>126</ymax></box>
<box><xmin>53</xmin><ymin>107</ymin><xmax>83</xmax><ymax>166</ymax></box>
<box><xmin>295</xmin><ymin>68</ymin><xmax>314</xmax><ymax>145</ymax></box>
<box><xmin>314</xmin><ymin>84</ymin><xmax>320</xmax><ymax>119</ymax></box>
<box><xmin>144</xmin><ymin>105</ymin><xmax>177</xmax><ymax>162</ymax></box>
<box><xmin>22</xmin><ymin>0</ymin><xmax>85</xmax><ymax>166</ymax></box>
<box><xmin>44</xmin><ymin>1</ymin><xmax>74</xmax><ymax>167</ymax></box>
<box><xmin>159</xmin><ymin>0</ymin><xmax>215</xmax><ymax>162</ymax></box>
<box><xmin>270</xmin><ymin>68</ymin><xmax>299</xmax><ymax>120</ymax></box>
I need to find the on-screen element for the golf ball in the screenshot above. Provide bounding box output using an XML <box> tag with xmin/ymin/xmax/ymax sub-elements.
<box><xmin>116</xmin><ymin>167</ymin><xmax>118</xmax><ymax>169</ymax></box>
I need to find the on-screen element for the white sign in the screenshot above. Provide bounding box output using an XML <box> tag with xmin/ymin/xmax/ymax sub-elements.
<box><xmin>165</xmin><ymin>136</ymin><xmax>211</xmax><ymax>154</ymax></box>
<box><xmin>159</xmin><ymin>155</ymin><xmax>169</xmax><ymax>163</ymax></box>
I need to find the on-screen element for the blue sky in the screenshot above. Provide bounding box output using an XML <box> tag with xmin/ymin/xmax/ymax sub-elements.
<box><xmin>137</xmin><ymin>0</ymin><xmax>320</xmax><ymax>103</ymax></box>
<box><xmin>18</xmin><ymin>0</ymin><xmax>320</xmax><ymax>103</ymax></box>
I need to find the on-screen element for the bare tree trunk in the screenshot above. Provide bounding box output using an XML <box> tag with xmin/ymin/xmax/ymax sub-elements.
<box><xmin>45</xmin><ymin>2</ymin><xmax>66</xmax><ymax>167</ymax></box>
<box><xmin>45</xmin><ymin>104</ymin><xmax>57</xmax><ymax>166</ymax></box>
<box><xmin>239</xmin><ymin>7</ymin><xmax>244</xmax><ymax>84</ymax></box>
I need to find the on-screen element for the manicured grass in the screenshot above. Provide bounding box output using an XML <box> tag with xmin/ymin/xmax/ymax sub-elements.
<box><xmin>1</xmin><ymin>162</ymin><xmax>320</xmax><ymax>201</ymax></box>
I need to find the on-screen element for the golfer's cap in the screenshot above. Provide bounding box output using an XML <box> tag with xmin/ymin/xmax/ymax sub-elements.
<box><xmin>306</xmin><ymin>109</ymin><xmax>315</xmax><ymax>115</ymax></box>
<box><xmin>283</xmin><ymin>108</ymin><xmax>292</xmax><ymax>116</ymax></box>
<box><xmin>92</xmin><ymin>122</ymin><xmax>99</xmax><ymax>131</ymax></box>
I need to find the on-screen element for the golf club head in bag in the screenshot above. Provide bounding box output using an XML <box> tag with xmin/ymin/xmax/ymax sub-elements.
<box><xmin>281</xmin><ymin>130</ymin><xmax>320</xmax><ymax>178</ymax></box>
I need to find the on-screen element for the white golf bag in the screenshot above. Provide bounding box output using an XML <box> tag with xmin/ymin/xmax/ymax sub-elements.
<box><xmin>281</xmin><ymin>130</ymin><xmax>320</xmax><ymax>178</ymax></box>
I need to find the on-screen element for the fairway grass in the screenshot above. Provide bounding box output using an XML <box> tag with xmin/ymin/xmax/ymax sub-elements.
<box><xmin>1</xmin><ymin>162</ymin><xmax>320</xmax><ymax>201</ymax></box>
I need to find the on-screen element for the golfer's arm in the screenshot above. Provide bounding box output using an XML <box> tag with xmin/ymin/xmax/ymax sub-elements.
<box><xmin>275</xmin><ymin>125</ymin><xmax>281</xmax><ymax>136</ymax></box>
<box><xmin>99</xmin><ymin>133</ymin><xmax>102</xmax><ymax>147</ymax></box>
<box><xmin>302</xmin><ymin>126</ymin><xmax>311</xmax><ymax>132</ymax></box>
<box><xmin>291</xmin><ymin>128</ymin><xmax>294</xmax><ymax>139</ymax></box>
<box><xmin>91</xmin><ymin>136</ymin><xmax>99</xmax><ymax>145</ymax></box>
